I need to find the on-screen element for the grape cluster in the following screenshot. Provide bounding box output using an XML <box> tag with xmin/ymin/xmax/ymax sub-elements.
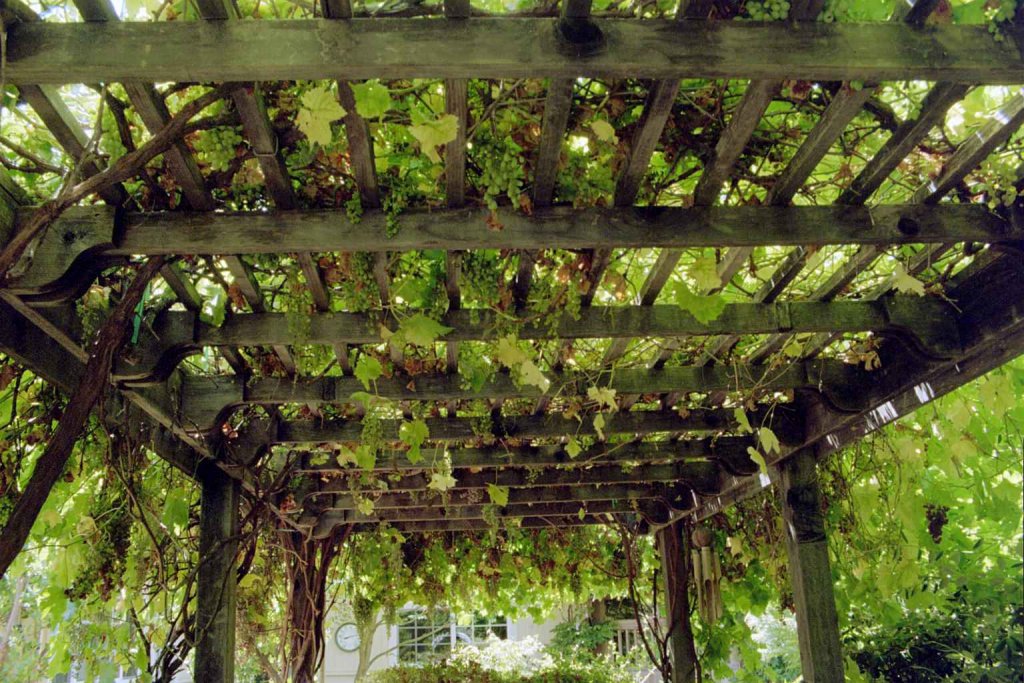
<box><xmin>338</xmin><ymin>252</ymin><xmax>381</xmax><ymax>313</ymax></box>
<box><xmin>461</xmin><ymin>251</ymin><xmax>502</xmax><ymax>307</ymax></box>
<box><xmin>193</xmin><ymin>127</ymin><xmax>244</xmax><ymax>172</ymax></box>
<box><xmin>745</xmin><ymin>0</ymin><xmax>790</xmax><ymax>20</ymax></box>
<box><xmin>477</xmin><ymin>146</ymin><xmax>525</xmax><ymax>211</ymax></box>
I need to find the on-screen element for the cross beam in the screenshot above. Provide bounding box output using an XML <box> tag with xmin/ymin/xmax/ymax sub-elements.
<box><xmin>6</xmin><ymin>19</ymin><xmax>1022</xmax><ymax>84</ymax></box>
<box><xmin>9</xmin><ymin>204</ymin><xmax>1017</xmax><ymax>299</ymax></box>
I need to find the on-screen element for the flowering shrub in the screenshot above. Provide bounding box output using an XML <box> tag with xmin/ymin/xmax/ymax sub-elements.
<box><xmin>368</xmin><ymin>635</ymin><xmax>636</xmax><ymax>683</ymax></box>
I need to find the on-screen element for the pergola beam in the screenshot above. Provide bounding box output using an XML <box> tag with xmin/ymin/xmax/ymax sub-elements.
<box><xmin>8</xmin><ymin>203</ymin><xmax>1017</xmax><ymax>299</ymax></box>
<box><xmin>113</xmin><ymin>297</ymin><xmax>960</xmax><ymax>384</ymax></box>
<box><xmin>294</xmin><ymin>438</ymin><xmax>757</xmax><ymax>476</ymax></box>
<box><xmin>694</xmin><ymin>252</ymin><xmax>1024</xmax><ymax>520</ymax></box>
<box><xmin>8</xmin><ymin>20</ymin><xmax>1023</xmax><ymax>84</ymax></box>
<box><xmin>176</xmin><ymin>359</ymin><xmax>873</xmax><ymax>433</ymax></box>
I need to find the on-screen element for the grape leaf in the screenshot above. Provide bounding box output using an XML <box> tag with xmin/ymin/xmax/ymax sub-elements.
<box><xmin>355</xmin><ymin>445</ymin><xmax>377</xmax><ymax>471</ymax></box>
<box><xmin>673</xmin><ymin>281</ymin><xmax>727</xmax><ymax>325</ymax></box>
<box><xmin>587</xmin><ymin>386</ymin><xmax>618</xmax><ymax>411</ymax></box>
<box><xmin>487</xmin><ymin>483</ymin><xmax>510</xmax><ymax>507</ymax></box>
<box><xmin>396</xmin><ymin>313</ymin><xmax>452</xmax><ymax>347</ymax></box>
<box><xmin>356</xmin><ymin>497</ymin><xmax>375</xmax><ymax>516</ymax></box>
<box><xmin>747</xmin><ymin>446</ymin><xmax>768</xmax><ymax>475</ymax></box>
<box><xmin>428</xmin><ymin>471</ymin><xmax>458</xmax><ymax>492</ymax></box>
<box><xmin>578</xmin><ymin>507</ymin><xmax>586</xmax><ymax>521</ymax></box>
<box><xmin>296</xmin><ymin>86</ymin><xmax>346</xmax><ymax>147</ymax></box>
<box><xmin>590</xmin><ymin>119</ymin><xmax>618</xmax><ymax>144</ymax></box>
<box><xmin>566</xmin><ymin>438</ymin><xmax>582</xmax><ymax>459</ymax></box>
<box><xmin>518</xmin><ymin>359</ymin><xmax>551</xmax><ymax>393</ymax></box>
<box><xmin>892</xmin><ymin>263</ymin><xmax>926</xmax><ymax>296</ymax></box>
<box><xmin>161</xmin><ymin>488</ymin><xmax>190</xmax><ymax>531</ymax></box>
<box><xmin>690</xmin><ymin>254</ymin><xmax>721</xmax><ymax>291</ymax></box>
<box><xmin>496</xmin><ymin>335</ymin><xmax>528</xmax><ymax>367</ymax></box>
<box><xmin>733</xmin><ymin>407</ymin><xmax>753</xmax><ymax>434</ymax></box>
<box><xmin>354</xmin><ymin>355</ymin><xmax>383</xmax><ymax>390</ymax></box>
<box><xmin>593</xmin><ymin>413</ymin><xmax>606</xmax><ymax>440</ymax></box>
<box><xmin>409</xmin><ymin>114</ymin><xmax>459</xmax><ymax>163</ymax></box>
<box><xmin>351</xmin><ymin>79</ymin><xmax>391</xmax><ymax>120</ymax></box>
<box><xmin>758</xmin><ymin>427</ymin><xmax>780</xmax><ymax>454</ymax></box>
<box><xmin>400</xmin><ymin>419</ymin><xmax>430</xmax><ymax>464</ymax></box>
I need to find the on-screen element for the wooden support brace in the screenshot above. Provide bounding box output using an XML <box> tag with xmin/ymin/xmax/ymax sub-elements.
<box><xmin>776</xmin><ymin>450</ymin><xmax>844</xmax><ymax>682</ymax></box>
<box><xmin>195</xmin><ymin>463</ymin><xmax>241</xmax><ymax>683</ymax></box>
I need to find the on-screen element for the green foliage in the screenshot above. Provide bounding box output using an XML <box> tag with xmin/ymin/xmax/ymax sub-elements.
<box><xmin>549</xmin><ymin>620</ymin><xmax>616</xmax><ymax>657</ymax></box>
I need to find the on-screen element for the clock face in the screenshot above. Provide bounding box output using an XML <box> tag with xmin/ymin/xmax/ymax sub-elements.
<box><xmin>335</xmin><ymin>623</ymin><xmax>361</xmax><ymax>652</ymax></box>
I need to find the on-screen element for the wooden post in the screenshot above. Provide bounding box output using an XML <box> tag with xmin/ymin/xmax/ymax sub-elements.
<box><xmin>657</xmin><ymin>520</ymin><xmax>698</xmax><ymax>683</ymax></box>
<box><xmin>777</xmin><ymin>450</ymin><xmax>844</xmax><ymax>682</ymax></box>
<box><xmin>195</xmin><ymin>463</ymin><xmax>240</xmax><ymax>683</ymax></box>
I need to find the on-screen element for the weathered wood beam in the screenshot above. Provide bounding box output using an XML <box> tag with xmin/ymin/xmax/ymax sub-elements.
<box><xmin>9</xmin><ymin>204</ymin><xmax>1016</xmax><ymax>299</ymax></box>
<box><xmin>913</xmin><ymin>90</ymin><xmax>1024</xmax><ymax>204</ymax></box>
<box><xmin>295</xmin><ymin>438</ymin><xmax>757</xmax><ymax>476</ymax></box>
<box><xmin>0</xmin><ymin>298</ymin><xmax>214</xmax><ymax>481</ymax></box>
<box><xmin>309</xmin><ymin>500</ymin><xmax>667</xmax><ymax>536</ymax></box>
<box><xmin>694</xmin><ymin>252</ymin><xmax>1024</xmax><ymax>520</ymax></box>
<box><xmin>194</xmin><ymin>463</ymin><xmax>240</xmax><ymax>683</ymax></box>
<box><xmin>258</xmin><ymin>405</ymin><xmax>800</xmax><ymax>446</ymax></box>
<box><xmin>176</xmin><ymin>359</ymin><xmax>872</xmax><ymax>433</ymax></box>
<box><xmin>221</xmin><ymin>255</ymin><xmax>297</xmax><ymax>375</ymax></box>
<box><xmin>10</xmin><ymin>20</ymin><xmax>1021</xmax><ymax>84</ymax></box>
<box><xmin>514</xmin><ymin>0</ymin><xmax>591</xmax><ymax>308</ymax></box>
<box><xmin>307</xmin><ymin>460</ymin><xmax>724</xmax><ymax>497</ymax></box>
<box><xmin>114</xmin><ymin>298</ymin><xmax>961</xmax><ymax>384</ymax></box>
<box><xmin>837</xmin><ymin>82</ymin><xmax>971</xmax><ymax>205</ymax></box>
<box><xmin>326</xmin><ymin>482</ymin><xmax>694</xmax><ymax>512</ymax></box>
<box><xmin>745</xmin><ymin>88</ymin><xmax>1024</xmax><ymax>365</ymax></box>
<box><xmin>777</xmin><ymin>450</ymin><xmax>845</xmax><ymax>682</ymax></box>
<box><xmin>352</xmin><ymin>514</ymin><xmax>622</xmax><ymax>533</ymax></box>
<box><xmin>314</xmin><ymin>499</ymin><xmax>668</xmax><ymax>529</ymax></box>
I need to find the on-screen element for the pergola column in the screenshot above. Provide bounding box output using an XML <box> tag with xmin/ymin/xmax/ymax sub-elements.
<box><xmin>777</xmin><ymin>449</ymin><xmax>844</xmax><ymax>681</ymax></box>
<box><xmin>656</xmin><ymin>519</ymin><xmax>698</xmax><ymax>683</ymax></box>
<box><xmin>195</xmin><ymin>462</ymin><xmax>241</xmax><ymax>683</ymax></box>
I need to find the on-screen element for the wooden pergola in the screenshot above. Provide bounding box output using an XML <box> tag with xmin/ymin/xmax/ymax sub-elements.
<box><xmin>1</xmin><ymin>0</ymin><xmax>1023</xmax><ymax>680</ymax></box>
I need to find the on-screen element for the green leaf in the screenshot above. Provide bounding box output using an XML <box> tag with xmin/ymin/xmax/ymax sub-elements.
<box><xmin>587</xmin><ymin>386</ymin><xmax>618</xmax><ymax>411</ymax></box>
<box><xmin>892</xmin><ymin>263</ymin><xmax>926</xmax><ymax>296</ymax></box>
<box><xmin>566</xmin><ymin>438</ymin><xmax>582</xmax><ymax>459</ymax></box>
<box><xmin>356</xmin><ymin>497</ymin><xmax>375</xmax><ymax>516</ymax></box>
<box><xmin>495</xmin><ymin>335</ymin><xmax>528</xmax><ymax>367</ymax></box>
<box><xmin>409</xmin><ymin>114</ymin><xmax>459</xmax><ymax>163</ymax></box>
<box><xmin>578</xmin><ymin>507</ymin><xmax>586</xmax><ymax>521</ymax></box>
<box><xmin>161</xmin><ymin>488</ymin><xmax>190</xmax><ymax>531</ymax></box>
<box><xmin>734</xmin><ymin>407</ymin><xmax>753</xmax><ymax>434</ymax></box>
<box><xmin>487</xmin><ymin>483</ymin><xmax>510</xmax><ymax>507</ymax></box>
<box><xmin>296</xmin><ymin>86</ymin><xmax>346</xmax><ymax>147</ymax></box>
<box><xmin>518</xmin><ymin>359</ymin><xmax>551</xmax><ymax>393</ymax></box>
<box><xmin>355</xmin><ymin>445</ymin><xmax>377</xmax><ymax>471</ymax></box>
<box><xmin>396</xmin><ymin>313</ymin><xmax>453</xmax><ymax>347</ymax></box>
<box><xmin>590</xmin><ymin>119</ymin><xmax>618</xmax><ymax>144</ymax></box>
<box><xmin>593</xmin><ymin>413</ymin><xmax>606</xmax><ymax>440</ymax></box>
<box><xmin>428</xmin><ymin>470</ymin><xmax>458</xmax><ymax>492</ymax></box>
<box><xmin>354</xmin><ymin>355</ymin><xmax>383</xmax><ymax>390</ymax></box>
<box><xmin>238</xmin><ymin>574</ymin><xmax>259</xmax><ymax>590</ymax></box>
<box><xmin>673</xmin><ymin>281</ymin><xmax>727</xmax><ymax>325</ymax></box>
<box><xmin>690</xmin><ymin>254</ymin><xmax>721</xmax><ymax>291</ymax></box>
<box><xmin>351</xmin><ymin>79</ymin><xmax>391</xmax><ymax>120</ymax></box>
<box><xmin>747</xmin><ymin>446</ymin><xmax>768</xmax><ymax>475</ymax></box>
<box><xmin>758</xmin><ymin>427</ymin><xmax>780</xmax><ymax>455</ymax></box>
<box><xmin>400</xmin><ymin>419</ymin><xmax>430</xmax><ymax>464</ymax></box>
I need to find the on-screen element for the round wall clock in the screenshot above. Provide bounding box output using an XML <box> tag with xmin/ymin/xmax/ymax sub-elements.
<box><xmin>335</xmin><ymin>622</ymin><xmax>361</xmax><ymax>652</ymax></box>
